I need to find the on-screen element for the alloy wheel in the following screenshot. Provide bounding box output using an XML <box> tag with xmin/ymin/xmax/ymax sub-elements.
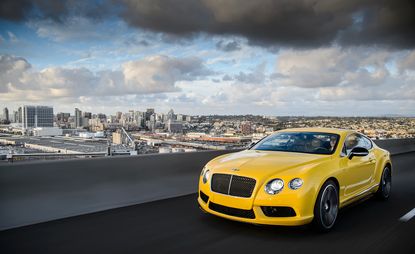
<box><xmin>320</xmin><ymin>184</ymin><xmax>339</xmax><ymax>229</ymax></box>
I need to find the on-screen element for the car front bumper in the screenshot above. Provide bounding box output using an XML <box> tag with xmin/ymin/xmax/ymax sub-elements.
<box><xmin>197</xmin><ymin>189</ymin><xmax>315</xmax><ymax>226</ymax></box>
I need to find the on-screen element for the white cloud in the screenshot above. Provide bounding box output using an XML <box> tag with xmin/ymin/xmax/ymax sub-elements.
<box><xmin>273</xmin><ymin>47</ymin><xmax>415</xmax><ymax>101</ymax></box>
<box><xmin>0</xmin><ymin>54</ymin><xmax>212</xmax><ymax>102</ymax></box>
<box><xmin>7</xmin><ymin>31</ymin><xmax>18</xmax><ymax>42</ymax></box>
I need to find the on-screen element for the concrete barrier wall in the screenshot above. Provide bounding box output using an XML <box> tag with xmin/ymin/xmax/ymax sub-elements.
<box><xmin>374</xmin><ymin>138</ymin><xmax>415</xmax><ymax>155</ymax></box>
<box><xmin>0</xmin><ymin>139</ymin><xmax>414</xmax><ymax>230</ymax></box>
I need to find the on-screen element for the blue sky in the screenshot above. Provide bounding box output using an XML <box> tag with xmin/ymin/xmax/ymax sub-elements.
<box><xmin>0</xmin><ymin>0</ymin><xmax>414</xmax><ymax>116</ymax></box>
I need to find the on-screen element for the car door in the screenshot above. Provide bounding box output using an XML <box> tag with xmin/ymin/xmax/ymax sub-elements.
<box><xmin>341</xmin><ymin>133</ymin><xmax>376</xmax><ymax>197</ymax></box>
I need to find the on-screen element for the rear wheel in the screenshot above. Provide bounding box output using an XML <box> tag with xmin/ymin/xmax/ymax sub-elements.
<box><xmin>313</xmin><ymin>180</ymin><xmax>339</xmax><ymax>232</ymax></box>
<box><xmin>376</xmin><ymin>166</ymin><xmax>391</xmax><ymax>200</ymax></box>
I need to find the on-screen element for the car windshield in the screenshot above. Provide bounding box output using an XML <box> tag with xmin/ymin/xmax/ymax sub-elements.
<box><xmin>252</xmin><ymin>132</ymin><xmax>340</xmax><ymax>155</ymax></box>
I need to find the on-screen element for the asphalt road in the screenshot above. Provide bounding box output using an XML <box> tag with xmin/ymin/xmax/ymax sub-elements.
<box><xmin>1</xmin><ymin>152</ymin><xmax>414</xmax><ymax>254</ymax></box>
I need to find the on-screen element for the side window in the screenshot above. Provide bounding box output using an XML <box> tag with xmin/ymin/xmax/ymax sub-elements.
<box><xmin>345</xmin><ymin>133</ymin><xmax>361</xmax><ymax>154</ymax></box>
<box><xmin>360</xmin><ymin>136</ymin><xmax>373</xmax><ymax>150</ymax></box>
<box><xmin>344</xmin><ymin>133</ymin><xmax>372</xmax><ymax>154</ymax></box>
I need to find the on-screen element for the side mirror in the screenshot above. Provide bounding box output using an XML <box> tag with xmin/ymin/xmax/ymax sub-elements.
<box><xmin>348</xmin><ymin>147</ymin><xmax>369</xmax><ymax>160</ymax></box>
<box><xmin>247</xmin><ymin>141</ymin><xmax>257</xmax><ymax>149</ymax></box>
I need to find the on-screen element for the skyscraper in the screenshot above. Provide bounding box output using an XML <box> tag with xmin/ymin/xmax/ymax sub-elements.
<box><xmin>145</xmin><ymin>108</ymin><xmax>154</xmax><ymax>121</ymax></box>
<box><xmin>17</xmin><ymin>107</ymin><xmax>22</xmax><ymax>123</ymax></box>
<box><xmin>75</xmin><ymin>108</ymin><xmax>82</xmax><ymax>128</ymax></box>
<box><xmin>22</xmin><ymin>106</ymin><xmax>53</xmax><ymax>129</ymax></box>
<box><xmin>83</xmin><ymin>112</ymin><xmax>92</xmax><ymax>119</ymax></box>
<box><xmin>2</xmin><ymin>107</ymin><xmax>9</xmax><ymax>122</ymax></box>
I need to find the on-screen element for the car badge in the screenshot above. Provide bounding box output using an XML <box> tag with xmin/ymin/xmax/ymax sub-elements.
<box><xmin>231</xmin><ymin>168</ymin><xmax>240</xmax><ymax>171</ymax></box>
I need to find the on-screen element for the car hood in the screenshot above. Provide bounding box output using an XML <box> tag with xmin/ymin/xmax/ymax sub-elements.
<box><xmin>207</xmin><ymin>149</ymin><xmax>331</xmax><ymax>179</ymax></box>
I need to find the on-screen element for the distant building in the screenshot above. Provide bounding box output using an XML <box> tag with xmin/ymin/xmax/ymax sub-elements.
<box><xmin>57</xmin><ymin>112</ymin><xmax>70</xmax><ymax>123</ymax></box>
<box><xmin>83</xmin><ymin>112</ymin><xmax>92</xmax><ymax>119</ymax></box>
<box><xmin>145</xmin><ymin>108</ymin><xmax>154</xmax><ymax>121</ymax></box>
<box><xmin>17</xmin><ymin>107</ymin><xmax>22</xmax><ymax>123</ymax></box>
<box><xmin>176</xmin><ymin>114</ymin><xmax>184</xmax><ymax>122</ymax></box>
<box><xmin>241</xmin><ymin>121</ymin><xmax>253</xmax><ymax>135</ymax></box>
<box><xmin>2</xmin><ymin>107</ymin><xmax>9</xmax><ymax>122</ymax></box>
<box><xmin>167</xmin><ymin>119</ymin><xmax>183</xmax><ymax>133</ymax></box>
<box><xmin>33</xmin><ymin>127</ymin><xmax>63</xmax><ymax>136</ymax></box>
<box><xmin>75</xmin><ymin>108</ymin><xmax>82</xmax><ymax>128</ymax></box>
<box><xmin>167</xmin><ymin>109</ymin><xmax>175</xmax><ymax>121</ymax></box>
<box><xmin>89</xmin><ymin>118</ymin><xmax>105</xmax><ymax>132</ymax></box>
<box><xmin>112</xmin><ymin>131</ymin><xmax>122</xmax><ymax>145</ymax></box>
<box><xmin>22</xmin><ymin>105</ymin><xmax>53</xmax><ymax>129</ymax></box>
<box><xmin>149</xmin><ymin>114</ymin><xmax>156</xmax><ymax>132</ymax></box>
<box><xmin>116</xmin><ymin>111</ymin><xmax>122</xmax><ymax>121</ymax></box>
<box><xmin>20</xmin><ymin>105</ymin><xmax>54</xmax><ymax>135</ymax></box>
<box><xmin>97</xmin><ymin>113</ymin><xmax>107</xmax><ymax>121</ymax></box>
<box><xmin>12</xmin><ymin>110</ymin><xmax>19</xmax><ymax>123</ymax></box>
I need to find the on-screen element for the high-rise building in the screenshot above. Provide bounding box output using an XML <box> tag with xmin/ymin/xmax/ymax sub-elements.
<box><xmin>145</xmin><ymin>108</ymin><xmax>154</xmax><ymax>121</ymax></box>
<box><xmin>75</xmin><ymin>108</ymin><xmax>82</xmax><ymax>128</ymax></box>
<box><xmin>83</xmin><ymin>112</ymin><xmax>92</xmax><ymax>119</ymax></box>
<box><xmin>97</xmin><ymin>113</ymin><xmax>107</xmax><ymax>121</ymax></box>
<box><xmin>22</xmin><ymin>105</ymin><xmax>53</xmax><ymax>129</ymax></box>
<box><xmin>116</xmin><ymin>112</ymin><xmax>122</xmax><ymax>121</ymax></box>
<box><xmin>57</xmin><ymin>112</ymin><xmax>70</xmax><ymax>123</ymax></box>
<box><xmin>17</xmin><ymin>107</ymin><xmax>22</xmax><ymax>123</ymax></box>
<box><xmin>167</xmin><ymin>109</ymin><xmax>175</xmax><ymax>121</ymax></box>
<box><xmin>12</xmin><ymin>110</ymin><xmax>19</xmax><ymax>123</ymax></box>
<box><xmin>2</xmin><ymin>107</ymin><xmax>9</xmax><ymax>122</ymax></box>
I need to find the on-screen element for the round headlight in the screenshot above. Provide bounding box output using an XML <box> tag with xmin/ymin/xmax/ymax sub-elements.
<box><xmin>288</xmin><ymin>178</ymin><xmax>303</xmax><ymax>190</ymax></box>
<box><xmin>265</xmin><ymin>178</ymin><xmax>284</xmax><ymax>194</ymax></box>
<box><xmin>202</xmin><ymin>169</ymin><xmax>210</xmax><ymax>184</ymax></box>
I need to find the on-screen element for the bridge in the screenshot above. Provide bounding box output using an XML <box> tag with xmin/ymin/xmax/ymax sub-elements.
<box><xmin>1</xmin><ymin>139</ymin><xmax>414</xmax><ymax>253</ymax></box>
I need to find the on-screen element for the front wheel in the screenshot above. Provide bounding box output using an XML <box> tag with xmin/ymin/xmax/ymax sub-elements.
<box><xmin>313</xmin><ymin>180</ymin><xmax>339</xmax><ymax>232</ymax></box>
<box><xmin>376</xmin><ymin>166</ymin><xmax>391</xmax><ymax>200</ymax></box>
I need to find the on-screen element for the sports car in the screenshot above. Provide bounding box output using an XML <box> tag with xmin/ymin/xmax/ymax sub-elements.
<box><xmin>198</xmin><ymin>128</ymin><xmax>392</xmax><ymax>231</ymax></box>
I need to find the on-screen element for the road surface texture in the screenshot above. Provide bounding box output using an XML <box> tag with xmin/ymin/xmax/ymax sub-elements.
<box><xmin>1</xmin><ymin>152</ymin><xmax>414</xmax><ymax>254</ymax></box>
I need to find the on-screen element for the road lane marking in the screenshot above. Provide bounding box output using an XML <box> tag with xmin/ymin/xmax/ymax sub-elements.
<box><xmin>400</xmin><ymin>208</ymin><xmax>415</xmax><ymax>222</ymax></box>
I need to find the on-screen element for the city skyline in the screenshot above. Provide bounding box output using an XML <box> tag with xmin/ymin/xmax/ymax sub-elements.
<box><xmin>2</xmin><ymin>104</ymin><xmax>415</xmax><ymax>118</ymax></box>
<box><xmin>1</xmin><ymin>1</ymin><xmax>415</xmax><ymax>116</ymax></box>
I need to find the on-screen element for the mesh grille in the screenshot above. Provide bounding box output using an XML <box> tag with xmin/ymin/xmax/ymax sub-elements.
<box><xmin>211</xmin><ymin>174</ymin><xmax>232</xmax><ymax>195</ymax></box>
<box><xmin>211</xmin><ymin>173</ymin><xmax>256</xmax><ymax>198</ymax></box>
<box><xmin>229</xmin><ymin>175</ymin><xmax>256</xmax><ymax>197</ymax></box>
<box><xmin>209</xmin><ymin>202</ymin><xmax>255</xmax><ymax>219</ymax></box>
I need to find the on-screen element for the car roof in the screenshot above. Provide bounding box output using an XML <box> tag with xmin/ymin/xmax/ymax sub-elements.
<box><xmin>276</xmin><ymin>127</ymin><xmax>352</xmax><ymax>136</ymax></box>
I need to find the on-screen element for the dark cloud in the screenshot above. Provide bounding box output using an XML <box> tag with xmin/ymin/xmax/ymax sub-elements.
<box><xmin>216</xmin><ymin>40</ymin><xmax>241</xmax><ymax>52</ymax></box>
<box><xmin>0</xmin><ymin>0</ymin><xmax>113</xmax><ymax>22</ymax></box>
<box><xmin>2</xmin><ymin>0</ymin><xmax>414</xmax><ymax>49</ymax></box>
<box><xmin>118</xmin><ymin>0</ymin><xmax>415</xmax><ymax>49</ymax></box>
<box><xmin>0</xmin><ymin>0</ymin><xmax>32</xmax><ymax>21</ymax></box>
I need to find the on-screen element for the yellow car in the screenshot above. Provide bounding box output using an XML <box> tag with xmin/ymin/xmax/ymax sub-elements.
<box><xmin>198</xmin><ymin>128</ymin><xmax>392</xmax><ymax>231</ymax></box>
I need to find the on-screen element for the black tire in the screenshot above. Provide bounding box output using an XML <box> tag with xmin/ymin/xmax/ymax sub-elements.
<box><xmin>376</xmin><ymin>166</ymin><xmax>392</xmax><ymax>200</ymax></box>
<box><xmin>313</xmin><ymin>180</ymin><xmax>339</xmax><ymax>232</ymax></box>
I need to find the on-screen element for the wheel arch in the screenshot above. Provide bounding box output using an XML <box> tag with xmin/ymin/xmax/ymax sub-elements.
<box><xmin>326</xmin><ymin>177</ymin><xmax>340</xmax><ymax>191</ymax></box>
<box><xmin>313</xmin><ymin>176</ymin><xmax>340</xmax><ymax>209</ymax></box>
